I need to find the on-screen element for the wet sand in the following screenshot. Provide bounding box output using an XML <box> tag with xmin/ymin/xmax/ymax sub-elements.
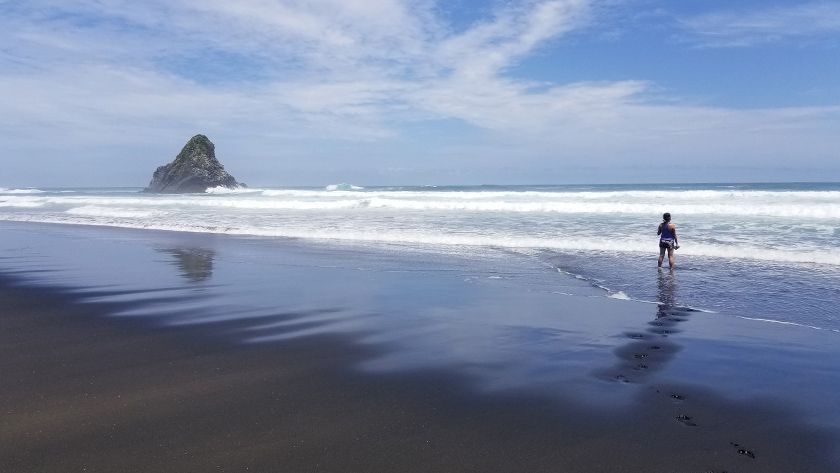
<box><xmin>1</xmin><ymin>223</ymin><xmax>839</xmax><ymax>472</ymax></box>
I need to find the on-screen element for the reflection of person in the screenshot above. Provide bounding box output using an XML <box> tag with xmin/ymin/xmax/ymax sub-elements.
<box><xmin>657</xmin><ymin>212</ymin><xmax>679</xmax><ymax>269</ymax></box>
<box><xmin>656</xmin><ymin>267</ymin><xmax>676</xmax><ymax>313</ymax></box>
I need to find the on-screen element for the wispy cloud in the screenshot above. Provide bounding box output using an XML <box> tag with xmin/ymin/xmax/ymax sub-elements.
<box><xmin>0</xmin><ymin>0</ymin><xmax>605</xmax><ymax>138</ymax></box>
<box><xmin>0</xmin><ymin>0</ymin><xmax>839</xmax><ymax>185</ymax></box>
<box><xmin>678</xmin><ymin>2</ymin><xmax>840</xmax><ymax>47</ymax></box>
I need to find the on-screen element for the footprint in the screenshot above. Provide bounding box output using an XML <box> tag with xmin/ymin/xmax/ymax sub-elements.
<box><xmin>669</xmin><ymin>394</ymin><xmax>685</xmax><ymax>401</ymax></box>
<box><xmin>615</xmin><ymin>374</ymin><xmax>629</xmax><ymax>383</ymax></box>
<box><xmin>633</xmin><ymin>364</ymin><xmax>648</xmax><ymax>370</ymax></box>
<box><xmin>676</xmin><ymin>414</ymin><xmax>696</xmax><ymax>426</ymax></box>
<box><xmin>730</xmin><ymin>442</ymin><xmax>756</xmax><ymax>459</ymax></box>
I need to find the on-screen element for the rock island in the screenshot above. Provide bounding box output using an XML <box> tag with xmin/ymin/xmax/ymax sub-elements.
<box><xmin>143</xmin><ymin>134</ymin><xmax>243</xmax><ymax>193</ymax></box>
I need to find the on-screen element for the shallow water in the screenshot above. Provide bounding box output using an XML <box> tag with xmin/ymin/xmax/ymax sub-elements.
<box><xmin>537</xmin><ymin>249</ymin><xmax>840</xmax><ymax>332</ymax></box>
<box><xmin>3</xmin><ymin>183</ymin><xmax>839</xmax><ymax>332</ymax></box>
<box><xmin>2</xmin><ymin>221</ymin><xmax>839</xmax><ymax>445</ymax></box>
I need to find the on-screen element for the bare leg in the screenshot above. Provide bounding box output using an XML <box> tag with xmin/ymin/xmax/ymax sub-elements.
<box><xmin>667</xmin><ymin>248</ymin><xmax>675</xmax><ymax>269</ymax></box>
<box><xmin>658</xmin><ymin>247</ymin><xmax>666</xmax><ymax>267</ymax></box>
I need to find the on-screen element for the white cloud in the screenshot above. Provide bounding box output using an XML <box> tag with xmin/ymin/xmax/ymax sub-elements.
<box><xmin>678</xmin><ymin>2</ymin><xmax>840</xmax><ymax>47</ymax></box>
<box><xmin>0</xmin><ymin>0</ymin><xmax>603</xmax><ymax>136</ymax></box>
<box><xmin>0</xmin><ymin>0</ymin><xmax>839</xmax><ymax>185</ymax></box>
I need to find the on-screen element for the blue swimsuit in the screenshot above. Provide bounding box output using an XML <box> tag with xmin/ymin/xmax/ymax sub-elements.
<box><xmin>659</xmin><ymin>221</ymin><xmax>675</xmax><ymax>249</ymax></box>
<box><xmin>660</xmin><ymin>222</ymin><xmax>675</xmax><ymax>241</ymax></box>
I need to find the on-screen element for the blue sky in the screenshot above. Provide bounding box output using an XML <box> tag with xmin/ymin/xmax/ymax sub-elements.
<box><xmin>1</xmin><ymin>0</ymin><xmax>839</xmax><ymax>186</ymax></box>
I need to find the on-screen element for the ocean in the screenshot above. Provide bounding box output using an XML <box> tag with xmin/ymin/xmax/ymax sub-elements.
<box><xmin>3</xmin><ymin>182</ymin><xmax>840</xmax><ymax>470</ymax></box>
<box><xmin>2</xmin><ymin>182</ymin><xmax>839</xmax><ymax>331</ymax></box>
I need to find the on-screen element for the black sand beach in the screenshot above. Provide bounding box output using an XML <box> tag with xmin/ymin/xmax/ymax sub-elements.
<box><xmin>1</xmin><ymin>222</ymin><xmax>839</xmax><ymax>472</ymax></box>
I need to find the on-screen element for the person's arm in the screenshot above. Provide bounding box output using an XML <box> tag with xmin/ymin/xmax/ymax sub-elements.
<box><xmin>671</xmin><ymin>225</ymin><xmax>678</xmax><ymax>246</ymax></box>
<box><xmin>657</xmin><ymin>223</ymin><xmax>663</xmax><ymax>235</ymax></box>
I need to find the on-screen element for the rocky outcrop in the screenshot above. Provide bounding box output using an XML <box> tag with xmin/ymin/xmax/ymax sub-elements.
<box><xmin>143</xmin><ymin>135</ymin><xmax>243</xmax><ymax>193</ymax></box>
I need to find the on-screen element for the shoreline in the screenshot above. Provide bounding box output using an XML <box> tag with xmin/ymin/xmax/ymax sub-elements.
<box><xmin>1</xmin><ymin>221</ymin><xmax>839</xmax><ymax>472</ymax></box>
<box><xmin>3</xmin><ymin>184</ymin><xmax>840</xmax><ymax>268</ymax></box>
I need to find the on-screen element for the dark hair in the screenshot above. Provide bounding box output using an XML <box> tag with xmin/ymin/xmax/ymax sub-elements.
<box><xmin>663</xmin><ymin>212</ymin><xmax>671</xmax><ymax>221</ymax></box>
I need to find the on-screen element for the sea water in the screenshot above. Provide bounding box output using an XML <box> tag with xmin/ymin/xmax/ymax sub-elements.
<box><xmin>1</xmin><ymin>183</ymin><xmax>839</xmax><ymax>331</ymax></box>
<box><xmin>3</xmin><ymin>183</ymin><xmax>840</xmax><ymax>448</ymax></box>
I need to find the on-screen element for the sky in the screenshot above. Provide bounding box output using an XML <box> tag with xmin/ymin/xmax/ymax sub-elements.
<box><xmin>1</xmin><ymin>0</ymin><xmax>839</xmax><ymax>187</ymax></box>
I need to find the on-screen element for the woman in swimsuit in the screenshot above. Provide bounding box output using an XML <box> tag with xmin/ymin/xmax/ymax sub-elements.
<box><xmin>657</xmin><ymin>212</ymin><xmax>679</xmax><ymax>269</ymax></box>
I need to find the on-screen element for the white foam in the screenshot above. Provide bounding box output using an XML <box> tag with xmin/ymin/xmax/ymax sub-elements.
<box><xmin>4</xmin><ymin>189</ymin><xmax>839</xmax><ymax>218</ymax></box>
<box><xmin>735</xmin><ymin>316</ymin><xmax>840</xmax><ymax>333</ymax></box>
<box><xmin>64</xmin><ymin>206</ymin><xmax>158</xmax><ymax>218</ymax></box>
<box><xmin>0</xmin><ymin>188</ymin><xmax>45</xmax><ymax>194</ymax></box>
<box><xmin>5</xmin><ymin>210</ymin><xmax>838</xmax><ymax>266</ymax></box>
<box><xmin>608</xmin><ymin>291</ymin><xmax>631</xmax><ymax>300</ymax></box>
<box><xmin>205</xmin><ymin>186</ymin><xmax>261</xmax><ymax>194</ymax></box>
<box><xmin>1</xmin><ymin>195</ymin><xmax>368</xmax><ymax>210</ymax></box>
<box><xmin>0</xmin><ymin>196</ymin><xmax>48</xmax><ymax>207</ymax></box>
<box><xmin>254</xmin><ymin>188</ymin><xmax>840</xmax><ymax>205</ymax></box>
<box><xmin>2</xmin><ymin>187</ymin><xmax>839</xmax><ymax>266</ymax></box>
<box><xmin>260</xmin><ymin>189</ymin><xmax>323</xmax><ymax>197</ymax></box>
<box><xmin>326</xmin><ymin>183</ymin><xmax>364</xmax><ymax>191</ymax></box>
<box><xmin>350</xmin><ymin>198</ymin><xmax>840</xmax><ymax>218</ymax></box>
<box><xmin>29</xmin><ymin>197</ymin><xmax>839</xmax><ymax>218</ymax></box>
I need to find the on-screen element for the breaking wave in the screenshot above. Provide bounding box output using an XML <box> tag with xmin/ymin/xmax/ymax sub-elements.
<box><xmin>2</xmin><ymin>191</ymin><xmax>838</xmax><ymax>219</ymax></box>
<box><xmin>326</xmin><ymin>183</ymin><xmax>364</xmax><ymax>191</ymax></box>
<box><xmin>1</xmin><ymin>185</ymin><xmax>838</xmax><ymax>266</ymax></box>
<box><xmin>0</xmin><ymin>187</ymin><xmax>45</xmax><ymax>194</ymax></box>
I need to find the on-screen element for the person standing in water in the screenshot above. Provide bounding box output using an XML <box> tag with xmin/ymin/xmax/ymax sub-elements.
<box><xmin>657</xmin><ymin>213</ymin><xmax>680</xmax><ymax>269</ymax></box>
